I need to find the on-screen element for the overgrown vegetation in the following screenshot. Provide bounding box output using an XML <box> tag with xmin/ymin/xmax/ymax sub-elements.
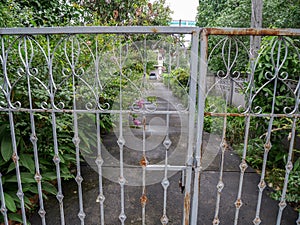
<box><xmin>196</xmin><ymin>0</ymin><xmax>300</xmax><ymax>212</ymax></box>
<box><xmin>162</xmin><ymin>68</ymin><xmax>190</xmax><ymax>107</ymax></box>
<box><xmin>0</xmin><ymin>0</ymin><xmax>172</xmax><ymax>223</ymax></box>
<box><xmin>204</xmin><ymin>35</ymin><xmax>300</xmax><ymax>212</ymax></box>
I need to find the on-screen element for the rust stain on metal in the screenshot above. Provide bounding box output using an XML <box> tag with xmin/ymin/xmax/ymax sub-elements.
<box><xmin>192</xmin><ymin>30</ymin><xmax>197</xmax><ymax>35</ymax></box>
<box><xmin>142</xmin><ymin>117</ymin><xmax>147</xmax><ymax>130</ymax></box>
<box><xmin>140</xmin><ymin>194</ymin><xmax>148</xmax><ymax>206</ymax></box>
<box><xmin>205</xmin><ymin>112</ymin><xmax>245</xmax><ymax>117</ymax></box>
<box><xmin>264</xmin><ymin>141</ymin><xmax>271</xmax><ymax>151</ymax></box>
<box><xmin>205</xmin><ymin>28</ymin><xmax>299</xmax><ymax>36</ymax></box>
<box><xmin>235</xmin><ymin>198</ymin><xmax>243</xmax><ymax>209</ymax></box>
<box><xmin>151</xmin><ymin>28</ymin><xmax>158</xmax><ymax>33</ymax></box>
<box><xmin>139</xmin><ymin>156</ymin><xmax>148</xmax><ymax>167</ymax></box>
<box><xmin>184</xmin><ymin>192</ymin><xmax>190</xmax><ymax>225</ymax></box>
<box><xmin>12</xmin><ymin>152</ymin><xmax>18</xmax><ymax>163</ymax></box>
<box><xmin>221</xmin><ymin>138</ymin><xmax>228</xmax><ymax>150</ymax></box>
<box><xmin>205</xmin><ymin>112</ymin><xmax>300</xmax><ymax>118</ymax></box>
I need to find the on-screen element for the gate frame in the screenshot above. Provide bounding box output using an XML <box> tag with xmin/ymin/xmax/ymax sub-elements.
<box><xmin>0</xmin><ymin>26</ymin><xmax>300</xmax><ymax>225</ymax></box>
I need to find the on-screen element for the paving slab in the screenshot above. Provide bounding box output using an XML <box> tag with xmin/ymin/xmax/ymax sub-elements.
<box><xmin>29</xmin><ymin>81</ymin><xmax>298</xmax><ymax>224</ymax></box>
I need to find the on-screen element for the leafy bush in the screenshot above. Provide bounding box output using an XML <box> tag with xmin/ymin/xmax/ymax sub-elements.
<box><xmin>163</xmin><ymin>68</ymin><xmax>190</xmax><ymax>107</ymax></box>
<box><xmin>240</xmin><ymin>36</ymin><xmax>300</xmax><ymax>210</ymax></box>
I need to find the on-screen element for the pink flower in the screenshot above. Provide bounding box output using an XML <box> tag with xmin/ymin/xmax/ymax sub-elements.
<box><xmin>133</xmin><ymin>119</ymin><xmax>142</xmax><ymax>126</ymax></box>
<box><xmin>136</xmin><ymin>99</ymin><xmax>144</xmax><ymax>108</ymax></box>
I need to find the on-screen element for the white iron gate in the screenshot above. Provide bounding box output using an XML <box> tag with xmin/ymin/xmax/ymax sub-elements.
<box><xmin>0</xmin><ymin>26</ymin><xmax>299</xmax><ymax>225</ymax></box>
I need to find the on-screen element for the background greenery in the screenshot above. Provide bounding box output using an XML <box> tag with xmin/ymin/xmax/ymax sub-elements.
<box><xmin>0</xmin><ymin>0</ymin><xmax>172</xmax><ymax>223</ymax></box>
<box><xmin>196</xmin><ymin>0</ymin><xmax>299</xmax><ymax>212</ymax></box>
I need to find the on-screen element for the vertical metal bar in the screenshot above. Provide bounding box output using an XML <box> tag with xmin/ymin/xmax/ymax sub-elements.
<box><xmin>48</xmin><ymin>35</ymin><xmax>66</xmax><ymax>225</ymax></box>
<box><xmin>95</xmin><ymin>113</ymin><xmax>105</xmax><ymax>225</ymax></box>
<box><xmin>8</xmin><ymin>111</ymin><xmax>27</xmax><ymax>224</ymax></box>
<box><xmin>160</xmin><ymin>150</ymin><xmax>170</xmax><ymax>225</ymax></box>
<box><xmin>4</xmin><ymin>37</ymin><xmax>28</xmax><ymax>225</ymax></box>
<box><xmin>190</xmin><ymin>28</ymin><xmax>204</xmax><ymax>225</ymax></box>
<box><xmin>141</xmin><ymin>115</ymin><xmax>147</xmax><ymax>225</ymax></box>
<box><xmin>140</xmin><ymin>37</ymin><xmax>148</xmax><ymax>225</ymax></box>
<box><xmin>275</xmin><ymin>73</ymin><xmax>300</xmax><ymax>224</ymax></box>
<box><xmin>22</xmin><ymin>36</ymin><xmax>47</xmax><ymax>225</ymax></box>
<box><xmin>183</xmin><ymin>29</ymin><xmax>200</xmax><ymax>225</ymax></box>
<box><xmin>233</xmin><ymin>116</ymin><xmax>250</xmax><ymax>225</ymax></box>
<box><xmin>275</xmin><ymin>118</ymin><xmax>297</xmax><ymax>225</ymax></box>
<box><xmin>94</xmin><ymin>36</ymin><xmax>105</xmax><ymax>225</ymax></box>
<box><xmin>176</xmin><ymin>36</ymin><xmax>180</xmax><ymax>68</ymax></box>
<box><xmin>117</xmin><ymin>42</ymin><xmax>127</xmax><ymax>225</ymax></box>
<box><xmin>0</xmin><ymin>36</ymin><xmax>9</xmax><ymax>225</ymax></box>
<box><xmin>0</xmin><ymin>173</ymin><xmax>9</xmax><ymax>225</ymax></box>
<box><xmin>253</xmin><ymin>39</ymin><xmax>282</xmax><ymax>225</ymax></box>
<box><xmin>233</xmin><ymin>39</ymin><xmax>256</xmax><ymax>224</ymax></box>
<box><xmin>160</xmin><ymin>102</ymin><xmax>171</xmax><ymax>224</ymax></box>
<box><xmin>212</xmin><ymin>101</ymin><xmax>228</xmax><ymax>225</ymax></box>
<box><xmin>73</xmin><ymin>92</ymin><xmax>86</xmax><ymax>225</ymax></box>
<box><xmin>69</xmin><ymin>36</ymin><xmax>86</xmax><ymax>224</ymax></box>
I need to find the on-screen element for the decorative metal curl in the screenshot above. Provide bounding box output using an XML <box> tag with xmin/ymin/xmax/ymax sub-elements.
<box><xmin>61</xmin><ymin>68</ymin><xmax>71</xmax><ymax>77</ymax></box>
<box><xmin>74</xmin><ymin>67</ymin><xmax>85</xmax><ymax>77</ymax></box>
<box><xmin>278</xmin><ymin>71</ymin><xmax>289</xmax><ymax>81</ymax></box>
<box><xmin>252</xmin><ymin>105</ymin><xmax>263</xmax><ymax>114</ymax></box>
<box><xmin>16</xmin><ymin>67</ymin><xmax>26</xmax><ymax>77</ymax></box>
<box><xmin>8</xmin><ymin>101</ymin><xmax>22</xmax><ymax>110</ymax></box>
<box><xmin>206</xmin><ymin>104</ymin><xmax>218</xmax><ymax>113</ymax></box>
<box><xmin>144</xmin><ymin>102</ymin><xmax>157</xmax><ymax>112</ymax></box>
<box><xmin>85</xmin><ymin>100</ymin><xmax>110</xmax><ymax>111</ymax></box>
<box><xmin>283</xmin><ymin>106</ymin><xmax>293</xmax><ymax>114</ymax></box>
<box><xmin>237</xmin><ymin>105</ymin><xmax>245</xmax><ymax>113</ymax></box>
<box><xmin>231</xmin><ymin>71</ymin><xmax>242</xmax><ymax>80</ymax></box>
<box><xmin>97</xmin><ymin>102</ymin><xmax>110</xmax><ymax>111</ymax></box>
<box><xmin>175</xmin><ymin>103</ymin><xmax>189</xmax><ymax>112</ymax></box>
<box><xmin>0</xmin><ymin>101</ymin><xmax>7</xmax><ymax>109</ymax></box>
<box><xmin>264</xmin><ymin>71</ymin><xmax>276</xmax><ymax>81</ymax></box>
<box><xmin>52</xmin><ymin>101</ymin><xmax>65</xmax><ymax>110</ymax></box>
<box><xmin>29</xmin><ymin>67</ymin><xmax>39</xmax><ymax>76</ymax></box>
<box><xmin>41</xmin><ymin>101</ymin><xmax>50</xmax><ymax>110</ymax></box>
<box><xmin>85</xmin><ymin>102</ymin><xmax>95</xmax><ymax>111</ymax></box>
<box><xmin>216</xmin><ymin>70</ymin><xmax>227</xmax><ymax>79</ymax></box>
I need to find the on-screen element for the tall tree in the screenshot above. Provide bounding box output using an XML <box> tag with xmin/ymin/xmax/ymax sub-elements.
<box><xmin>80</xmin><ymin>0</ymin><xmax>172</xmax><ymax>26</ymax></box>
<box><xmin>196</xmin><ymin>0</ymin><xmax>300</xmax><ymax>28</ymax></box>
<box><xmin>250</xmin><ymin>0</ymin><xmax>263</xmax><ymax>58</ymax></box>
<box><xmin>0</xmin><ymin>0</ymin><xmax>172</xmax><ymax>27</ymax></box>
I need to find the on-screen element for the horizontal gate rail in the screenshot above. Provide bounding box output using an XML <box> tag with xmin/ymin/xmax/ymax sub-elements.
<box><xmin>0</xmin><ymin>26</ymin><xmax>200</xmax><ymax>35</ymax></box>
<box><xmin>204</xmin><ymin>27</ymin><xmax>300</xmax><ymax>36</ymax></box>
<box><xmin>194</xmin><ymin>27</ymin><xmax>300</xmax><ymax>225</ymax></box>
<box><xmin>0</xmin><ymin>26</ymin><xmax>199</xmax><ymax>225</ymax></box>
<box><xmin>0</xmin><ymin>26</ymin><xmax>299</xmax><ymax>225</ymax></box>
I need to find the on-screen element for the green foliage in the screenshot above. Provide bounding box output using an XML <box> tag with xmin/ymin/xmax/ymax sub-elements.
<box><xmin>197</xmin><ymin>0</ymin><xmax>251</xmax><ymax>27</ymax></box>
<box><xmin>0</xmin><ymin>35</ymin><xmax>150</xmax><ymax>223</ymax></box>
<box><xmin>204</xmin><ymin>94</ymin><xmax>300</xmax><ymax>211</ymax></box>
<box><xmin>163</xmin><ymin>68</ymin><xmax>189</xmax><ymax>107</ymax></box>
<box><xmin>263</xmin><ymin>0</ymin><xmax>300</xmax><ymax>28</ymax></box>
<box><xmin>196</xmin><ymin>0</ymin><xmax>300</xmax><ymax>28</ymax></box>
<box><xmin>252</xmin><ymin>36</ymin><xmax>300</xmax><ymax>114</ymax></box>
<box><xmin>0</xmin><ymin>0</ymin><xmax>172</xmax><ymax>27</ymax></box>
<box><xmin>267</xmin><ymin>158</ymin><xmax>300</xmax><ymax>211</ymax></box>
<box><xmin>82</xmin><ymin>0</ymin><xmax>172</xmax><ymax>26</ymax></box>
<box><xmin>0</xmin><ymin>0</ymin><xmax>172</xmax><ymax>223</ymax></box>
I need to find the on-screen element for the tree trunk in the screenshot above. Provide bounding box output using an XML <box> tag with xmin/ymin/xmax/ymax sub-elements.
<box><xmin>250</xmin><ymin>0</ymin><xmax>263</xmax><ymax>58</ymax></box>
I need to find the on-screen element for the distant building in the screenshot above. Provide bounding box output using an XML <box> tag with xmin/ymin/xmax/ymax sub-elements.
<box><xmin>153</xmin><ymin>49</ymin><xmax>165</xmax><ymax>79</ymax></box>
<box><xmin>170</xmin><ymin>20</ymin><xmax>196</xmax><ymax>27</ymax></box>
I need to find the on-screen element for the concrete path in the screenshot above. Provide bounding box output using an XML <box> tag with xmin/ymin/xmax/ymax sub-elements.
<box><xmin>29</xmin><ymin>81</ymin><xmax>298</xmax><ymax>225</ymax></box>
